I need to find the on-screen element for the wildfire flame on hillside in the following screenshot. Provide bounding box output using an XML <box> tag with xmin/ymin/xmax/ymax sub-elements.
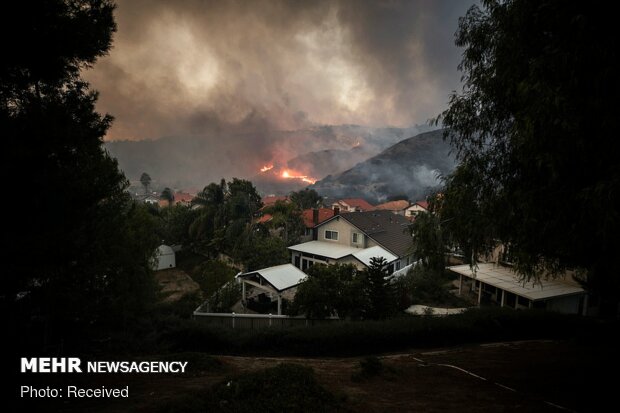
<box><xmin>258</xmin><ymin>164</ymin><xmax>316</xmax><ymax>184</ymax></box>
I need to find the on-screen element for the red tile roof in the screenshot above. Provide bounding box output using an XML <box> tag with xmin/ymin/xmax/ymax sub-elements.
<box><xmin>414</xmin><ymin>200</ymin><xmax>429</xmax><ymax>210</ymax></box>
<box><xmin>337</xmin><ymin>198</ymin><xmax>375</xmax><ymax>211</ymax></box>
<box><xmin>302</xmin><ymin>208</ymin><xmax>335</xmax><ymax>228</ymax></box>
<box><xmin>257</xmin><ymin>214</ymin><xmax>273</xmax><ymax>224</ymax></box>
<box><xmin>375</xmin><ymin>200</ymin><xmax>410</xmax><ymax>211</ymax></box>
<box><xmin>174</xmin><ymin>192</ymin><xmax>195</xmax><ymax>204</ymax></box>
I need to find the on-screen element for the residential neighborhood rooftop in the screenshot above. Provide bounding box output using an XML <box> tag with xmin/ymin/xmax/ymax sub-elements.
<box><xmin>339</xmin><ymin>210</ymin><xmax>413</xmax><ymax>257</ymax></box>
<box><xmin>336</xmin><ymin>198</ymin><xmax>376</xmax><ymax>211</ymax></box>
<box><xmin>301</xmin><ymin>208</ymin><xmax>335</xmax><ymax>228</ymax></box>
<box><xmin>351</xmin><ymin>246</ymin><xmax>398</xmax><ymax>266</ymax></box>
<box><xmin>448</xmin><ymin>263</ymin><xmax>585</xmax><ymax>301</ymax></box>
<box><xmin>288</xmin><ymin>241</ymin><xmax>362</xmax><ymax>259</ymax></box>
<box><xmin>375</xmin><ymin>200</ymin><xmax>410</xmax><ymax>211</ymax></box>
<box><xmin>237</xmin><ymin>263</ymin><xmax>306</xmax><ymax>292</ymax></box>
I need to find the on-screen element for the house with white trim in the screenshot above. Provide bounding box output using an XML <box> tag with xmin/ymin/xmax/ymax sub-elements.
<box><xmin>288</xmin><ymin>210</ymin><xmax>415</xmax><ymax>274</ymax></box>
<box><xmin>405</xmin><ymin>200</ymin><xmax>429</xmax><ymax>218</ymax></box>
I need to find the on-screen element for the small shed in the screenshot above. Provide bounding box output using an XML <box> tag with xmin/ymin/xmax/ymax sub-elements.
<box><xmin>153</xmin><ymin>244</ymin><xmax>176</xmax><ymax>271</ymax></box>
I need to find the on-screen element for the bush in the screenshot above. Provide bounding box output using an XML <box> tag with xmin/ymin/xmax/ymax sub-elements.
<box><xmin>394</xmin><ymin>265</ymin><xmax>468</xmax><ymax>308</ymax></box>
<box><xmin>208</xmin><ymin>364</ymin><xmax>339</xmax><ymax>412</ymax></box>
<box><xmin>359</xmin><ymin>356</ymin><xmax>383</xmax><ymax>376</ymax></box>
<box><xmin>156</xmin><ymin>291</ymin><xmax>203</xmax><ymax>318</ymax></box>
<box><xmin>193</xmin><ymin>260</ymin><xmax>238</xmax><ymax>295</ymax></box>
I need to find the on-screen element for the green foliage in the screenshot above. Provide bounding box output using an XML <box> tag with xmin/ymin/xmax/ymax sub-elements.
<box><xmin>189</xmin><ymin>178</ymin><xmax>263</xmax><ymax>258</ymax></box>
<box><xmin>235</xmin><ymin>232</ymin><xmax>289</xmax><ymax>272</ymax></box>
<box><xmin>438</xmin><ymin>0</ymin><xmax>620</xmax><ymax>311</ymax></box>
<box><xmin>193</xmin><ymin>260</ymin><xmax>237</xmax><ymax>296</ymax></box>
<box><xmin>289</xmin><ymin>188</ymin><xmax>323</xmax><ymax>209</ymax></box>
<box><xmin>409</xmin><ymin>203</ymin><xmax>447</xmax><ymax>271</ymax></box>
<box><xmin>209</xmin><ymin>364</ymin><xmax>339</xmax><ymax>413</ymax></box>
<box><xmin>2</xmin><ymin>1</ymin><xmax>162</xmax><ymax>342</ymax></box>
<box><xmin>208</xmin><ymin>281</ymin><xmax>242</xmax><ymax>313</ymax></box>
<box><xmin>364</xmin><ymin>257</ymin><xmax>396</xmax><ymax>319</ymax></box>
<box><xmin>396</xmin><ymin>265</ymin><xmax>465</xmax><ymax>308</ymax></box>
<box><xmin>227</xmin><ymin>178</ymin><xmax>262</xmax><ymax>220</ymax></box>
<box><xmin>155</xmin><ymin>204</ymin><xmax>199</xmax><ymax>247</ymax></box>
<box><xmin>262</xmin><ymin>200</ymin><xmax>306</xmax><ymax>244</ymax></box>
<box><xmin>291</xmin><ymin>264</ymin><xmax>367</xmax><ymax>319</ymax></box>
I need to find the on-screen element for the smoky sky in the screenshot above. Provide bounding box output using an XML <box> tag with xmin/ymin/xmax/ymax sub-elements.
<box><xmin>85</xmin><ymin>0</ymin><xmax>473</xmax><ymax>142</ymax></box>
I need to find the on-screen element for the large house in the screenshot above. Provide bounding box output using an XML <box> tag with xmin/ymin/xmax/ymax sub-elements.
<box><xmin>288</xmin><ymin>210</ymin><xmax>415</xmax><ymax>274</ymax></box>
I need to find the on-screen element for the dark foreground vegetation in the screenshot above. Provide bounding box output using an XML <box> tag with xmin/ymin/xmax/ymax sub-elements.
<box><xmin>14</xmin><ymin>307</ymin><xmax>614</xmax><ymax>359</ymax></box>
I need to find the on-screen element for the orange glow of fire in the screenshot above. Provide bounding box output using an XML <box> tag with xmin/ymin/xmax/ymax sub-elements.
<box><xmin>281</xmin><ymin>169</ymin><xmax>316</xmax><ymax>184</ymax></box>
<box><xmin>258</xmin><ymin>164</ymin><xmax>316</xmax><ymax>184</ymax></box>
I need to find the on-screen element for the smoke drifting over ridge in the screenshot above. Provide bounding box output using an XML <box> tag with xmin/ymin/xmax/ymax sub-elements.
<box><xmin>85</xmin><ymin>0</ymin><xmax>472</xmax><ymax>186</ymax></box>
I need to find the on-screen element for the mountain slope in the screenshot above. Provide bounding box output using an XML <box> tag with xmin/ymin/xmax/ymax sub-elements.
<box><xmin>310</xmin><ymin>129</ymin><xmax>455</xmax><ymax>203</ymax></box>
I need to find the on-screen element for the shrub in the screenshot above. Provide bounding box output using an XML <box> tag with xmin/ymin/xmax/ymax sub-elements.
<box><xmin>208</xmin><ymin>364</ymin><xmax>339</xmax><ymax>412</ymax></box>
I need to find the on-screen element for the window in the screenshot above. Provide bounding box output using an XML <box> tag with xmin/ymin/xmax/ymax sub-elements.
<box><xmin>325</xmin><ymin>230</ymin><xmax>339</xmax><ymax>240</ymax></box>
<box><xmin>395</xmin><ymin>261</ymin><xmax>401</xmax><ymax>270</ymax></box>
<box><xmin>352</xmin><ymin>232</ymin><xmax>361</xmax><ymax>244</ymax></box>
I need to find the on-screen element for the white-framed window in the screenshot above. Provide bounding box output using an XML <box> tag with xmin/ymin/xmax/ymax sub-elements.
<box><xmin>352</xmin><ymin>232</ymin><xmax>362</xmax><ymax>244</ymax></box>
<box><xmin>395</xmin><ymin>261</ymin><xmax>401</xmax><ymax>270</ymax></box>
<box><xmin>325</xmin><ymin>230</ymin><xmax>339</xmax><ymax>240</ymax></box>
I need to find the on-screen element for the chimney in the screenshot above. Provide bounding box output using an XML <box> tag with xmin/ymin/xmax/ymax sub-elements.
<box><xmin>334</xmin><ymin>206</ymin><xmax>340</xmax><ymax>215</ymax></box>
<box><xmin>312</xmin><ymin>208</ymin><xmax>319</xmax><ymax>225</ymax></box>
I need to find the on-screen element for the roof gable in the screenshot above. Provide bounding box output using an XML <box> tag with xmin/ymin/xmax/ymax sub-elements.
<box><xmin>318</xmin><ymin>210</ymin><xmax>413</xmax><ymax>257</ymax></box>
<box><xmin>336</xmin><ymin>198</ymin><xmax>376</xmax><ymax>211</ymax></box>
<box><xmin>375</xmin><ymin>200</ymin><xmax>410</xmax><ymax>211</ymax></box>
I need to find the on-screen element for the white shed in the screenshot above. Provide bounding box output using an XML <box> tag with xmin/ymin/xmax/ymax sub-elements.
<box><xmin>153</xmin><ymin>244</ymin><xmax>176</xmax><ymax>271</ymax></box>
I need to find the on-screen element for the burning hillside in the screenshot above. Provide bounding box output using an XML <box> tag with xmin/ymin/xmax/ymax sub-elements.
<box><xmin>258</xmin><ymin>164</ymin><xmax>317</xmax><ymax>185</ymax></box>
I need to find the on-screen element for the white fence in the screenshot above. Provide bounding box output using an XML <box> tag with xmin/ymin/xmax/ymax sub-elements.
<box><xmin>192</xmin><ymin>311</ymin><xmax>340</xmax><ymax>329</ymax></box>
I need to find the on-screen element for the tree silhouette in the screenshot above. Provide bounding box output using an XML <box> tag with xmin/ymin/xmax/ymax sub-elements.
<box><xmin>3</xmin><ymin>1</ymin><xmax>159</xmax><ymax>345</ymax></box>
<box><xmin>140</xmin><ymin>172</ymin><xmax>152</xmax><ymax>195</ymax></box>
<box><xmin>161</xmin><ymin>187</ymin><xmax>175</xmax><ymax>207</ymax></box>
<box><xmin>438</xmin><ymin>0</ymin><xmax>620</xmax><ymax>314</ymax></box>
